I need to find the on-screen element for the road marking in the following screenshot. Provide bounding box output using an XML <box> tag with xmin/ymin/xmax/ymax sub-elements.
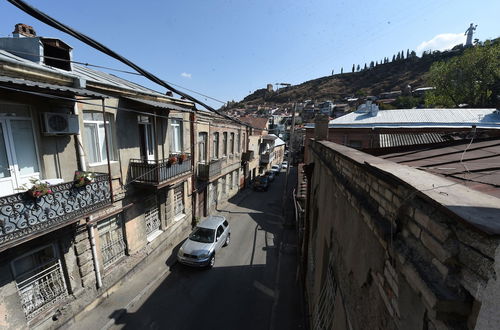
<box><xmin>253</xmin><ymin>280</ymin><xmax>276</xmax><ymax>298</ymax></box>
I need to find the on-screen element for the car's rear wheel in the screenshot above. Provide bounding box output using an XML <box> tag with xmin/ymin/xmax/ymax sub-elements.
<box><xmin>224</xmin><ymin>234</ymin><xmax>230</xmax><ymax>247</ymax></box>
<box><xmin>208</xmin><ymin>254</ymin><xmax>215</xmax><ymax>268</ymax></box>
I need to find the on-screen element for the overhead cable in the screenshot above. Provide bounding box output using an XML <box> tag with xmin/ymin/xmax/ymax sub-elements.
<box><xmin>1</xmin><ymin>48</ymin><xmax>227</xmax><ymax>104</ymax></box>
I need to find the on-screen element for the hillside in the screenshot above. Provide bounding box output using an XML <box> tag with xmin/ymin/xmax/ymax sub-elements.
<box><xmin>230</xmin><ymin>49</ymin><xmax>465</xmax><ymax>108</ymax></box>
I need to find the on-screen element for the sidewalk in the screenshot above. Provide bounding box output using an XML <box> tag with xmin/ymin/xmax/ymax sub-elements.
<box><xmin>62</xmin><ymin>188</ymin><xmax>254</xmax><ymax>330</ymax></box>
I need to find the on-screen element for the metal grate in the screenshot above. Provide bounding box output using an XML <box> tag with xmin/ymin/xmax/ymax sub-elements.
<box><xmin>174</xmin><ymin>184</ymin><xmax>185</xmax><ymax>217</ymax></box>
<box><xmin>144</xmin><ymin>196</ymin><xmax>161</xmax><ymax>236</ymax></box>
<box><xmin>98</xmin><ymin>215</ymin><xmax>126</xmax><ymax>269</ymax></box>
<box><xmin>313</xmin><ymin>255</ymin><xmax>337</xmax><ymax>330</ymax></box>
<box><xmin>16</xmin><ymin>261</ymin><xmax>67</xmax><ymax>320</ymax></box>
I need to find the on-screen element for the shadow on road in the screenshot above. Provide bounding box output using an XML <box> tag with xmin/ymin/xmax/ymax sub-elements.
<box><xmin>107</xmin><ymin>168</ymin><xmax>304</xmax><ymax>330</ymax></box>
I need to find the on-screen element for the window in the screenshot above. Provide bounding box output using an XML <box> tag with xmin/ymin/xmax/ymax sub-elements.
<box><xmin>242</xmin><ymin>133</ymin><xmax>246</xmax><ymax>151</ymax></box>
<box><xmin>222</xmin><ymin>132</ymin><xmax>228</xmax><ymax>156</ymax></box>
<box><xmin>216</xmin><ymin>226</ymin><xmax>224</xmax><ymax>239</ymax></box>
<box><xmin>229</xmin><ymin>133</ymin><xmax>235</xmax><ymax>154</ymax></box>
<box><xmin>170</xmin><ymin>118</ymin><xmax>183</xmax><ymax>153</ymax></box>
<box><xmin>198</xmin><ymin>132</ymin><xmax>207</xmax><ymax>163</ymax></box>
<box><xmin>12</xmin><ymin>245</ymin><xmax>67</xmax><ymax>320</ymax></box>
<box><xmin>98</xmin><ymin>214</ymin><xmax>126</xmax><ymax>269</ymax></box>
<box><xmin>83</xmin><ymin>112</ymin><xmax>116</xmax><ymax>164</ymax></box>
<box><xmin>144</xmin><ymin>195</ymin><xmax>161</xmax><ymax>239</ymax></box>
<box><xmin>223</xmin><ymin>220</ymin><xmax>229</xmax><ymax>227</ymax></box>
<box><xmin>212</xmin><ymin>133</ymin><xmax>219</xmax><ymax>159</ymax></box>
<box><xmin>174</xmin><ymin>184</ymin><xmax>185</xmax><ymax>217</ymax></box>
<box><xmin>237</xmin><ymin>132</ymin><xmax>241</xmax><ymax>153</ymax></box>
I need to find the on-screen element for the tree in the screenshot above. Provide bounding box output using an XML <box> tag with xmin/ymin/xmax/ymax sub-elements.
<box><xmin>370</xmin><ymin>61</ymin><xmax>374</xmax><ymax>68</ymax></box>
<box><xmin>410</xmin><ymin>50</ymin><xmax>416</xmax><ymax>58</ymax></box>
<box><xmin>396</xmin><ymin>52</ymin><xmax>401</xmax><ymax>61</ymax></box>
<box><xmin>406</xmin><ymin>49</ymin><xmax>410</xmax><ymax>58</ymax></box>
<box><xmin>363</xmin><ymin>63</ymin><xmax>368</xmax><ymax>70</ymax></box>
<box><xmin>375</xmin><ymin>60</ymin><xmax>379</xmax><ymax>66</ymax></box>
<box><xmin>341</xmin><ymin>67</ymin><xmax>343</xmax><ymax>74</ymax></box>
<box><xmin>356</xmin><ymin>64</ymin><xmax>360</xmax><ymax>71</ymax></box>
<box><xmin>425</xmin><ymin>41</ymin><xmax>500</xmax><ymax>108</ymax></box>
<box><xmin>392</xmin><ymin>54</ymin><xmax>396</xmax><ymax>62</ymax></box>
<box><xmin>352</xmin><ymin>64</ymin><xmax>355</xmax><ymax>72</ymax></box>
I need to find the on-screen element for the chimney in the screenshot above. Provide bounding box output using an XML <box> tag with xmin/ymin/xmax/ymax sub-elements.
<box><xmin>166</xmin><ymin>91</ymin><xmax>174</xmax><ymax>97</ymax></box>
<box><xmin>12</xmin><ymin>23</ymin><xmax>36</xmax><ymax>38</ymax></box>
<box><xmin>314</xmin><ymin>114</ymin><xmax>329</xmax><ymax>141</ymax></box>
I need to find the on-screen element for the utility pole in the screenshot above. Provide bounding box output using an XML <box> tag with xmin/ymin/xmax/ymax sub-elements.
<box><xmin>281</xmin><ymin>103</ymin><xmax>297</xmax><ymax>226</ymax></box>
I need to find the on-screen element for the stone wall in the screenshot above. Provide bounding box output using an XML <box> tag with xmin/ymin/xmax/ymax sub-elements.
<box><xmin>304</xmin><ymin>140</ymin><xmax>500</xmax><ymax>330</ymax></box>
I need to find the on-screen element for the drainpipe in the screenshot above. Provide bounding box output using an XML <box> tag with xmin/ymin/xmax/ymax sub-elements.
<box><xmin>101</xmin><ymin>98</ymin><xmax>114</xmax><ymax>203</ymax></box>
<box><xmin>73</xmin><ymin>102</ymin><xmax>87</xmax><ymax>172</ymax></box>
<box><xmin>190</xmin><ymin>112</ymin><xmax>197</xmax><ymax>224</ymax></box>
<box><xmin>87</xmin><ymin>216</ymin><xmax>103</xmax><ymax>289</ymax></box>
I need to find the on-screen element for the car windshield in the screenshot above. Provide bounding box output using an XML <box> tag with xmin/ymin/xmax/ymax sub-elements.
<box><xmin>189</xmin><ymin>227</ymin><xmax>215</xmax><ymax>243</ymax></box>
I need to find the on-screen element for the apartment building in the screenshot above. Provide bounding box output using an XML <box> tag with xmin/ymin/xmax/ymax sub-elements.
<box><xmin>194</xmin><ymin>111</ymin><xmax>247</xmax><ymax>216</ymax></box>
<box><xmin>0</xmin><ymin>25</ymin><xmax>197</xmax><ymax>329</ymax></box>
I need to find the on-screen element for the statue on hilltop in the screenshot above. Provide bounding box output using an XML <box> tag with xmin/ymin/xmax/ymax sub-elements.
<box><xmin>464</xmin><ymin>23</ymin><xmax>477</xmax><ymax>46</ymax></box>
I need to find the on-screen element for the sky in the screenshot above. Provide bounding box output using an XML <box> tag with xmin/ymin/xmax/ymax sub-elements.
<box><xmin>0</xmin><ymin>0</ymin><xmax>498</xmax><ymax>109</ymax></box>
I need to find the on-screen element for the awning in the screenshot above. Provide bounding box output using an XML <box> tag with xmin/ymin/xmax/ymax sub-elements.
<box><xmin>0</xmin><ymin>76</ymin><xmax>109</xmax><ymax>98</ymax></box>
<box><xmin>124</xmin><ymin>96</ymin><xmax>194</xmax><ymax>112</ymax></box>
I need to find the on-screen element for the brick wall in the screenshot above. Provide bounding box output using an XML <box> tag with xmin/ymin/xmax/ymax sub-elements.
<box><xmin>304</xmin><ymin>139</ymin><xmax>500</xmax><ymax>329</ymax></box>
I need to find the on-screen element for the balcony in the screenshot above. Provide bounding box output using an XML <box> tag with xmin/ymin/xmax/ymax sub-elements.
<box><xmin>260</xmin><ymin>152</ymin><xmax>274</xmax><ymax>164</ymax></box>
<box><xmin>241</xmin><ymin>150</ymin><xmax>255</xmax><ymax>162</ymax></box>
<box><xmin>129</xmin><ymin>156</ymin><xmax>192</xmax><ymax>187</ymax></box>
<box><xmin>197</xmin><ymin>158</ymin><xmax>222</xmax><ymax>181</ymax></box>
<box><xmin>0</xmin><ymin>173</ymin><xmax>111</xmax><ymax>250</ymax></box>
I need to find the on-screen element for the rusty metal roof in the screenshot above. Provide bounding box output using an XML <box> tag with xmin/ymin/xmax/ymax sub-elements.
<box><xmin>380</xmin><ymin>138</ymin><xmax>500</xmax><ymax>198</ymax></box>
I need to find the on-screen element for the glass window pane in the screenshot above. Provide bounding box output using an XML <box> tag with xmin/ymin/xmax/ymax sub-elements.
<box><xmin>11</xmin><ymin>120</ymin><xmax>39</xmax><ymax>175</ymax></box>
<box><xmin>84</xmin><ymin>123</ymin><xmax>99</xmax><ymax>163</ymax></box>
<box><xmin>0</xmin><ymin>124</ymin><xmax>11</xmax><ymax>178</ymax></box>
<box><xmin>98</xmin><ymin>124</ymin><xmax>107</xmax><ymax>162</ymax></box>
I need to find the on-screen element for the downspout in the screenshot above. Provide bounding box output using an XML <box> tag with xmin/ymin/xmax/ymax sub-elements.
<box><xmin>101</xmin><ymin>98</ymin><xmax>114</xmax><ymax>203</ymax></box>
<box><xmin>73</xmin><ymin>102</ymin><xmax>87</xmax><ymax>172</ymax></box>
<box><xmin>87</xmin><ymin>216</ymin><xmax>103</xmax><ymax>288</ymax></box>
<box><xmin>190</xmin><ymin>112</ymin><xmax>197</xmax><ymax>224</ymax></box>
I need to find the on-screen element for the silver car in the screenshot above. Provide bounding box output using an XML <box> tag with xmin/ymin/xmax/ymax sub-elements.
<box><xmin>177</xmin><ymin>215</ymin><xmax>230</xmax><ymax>268</ymax></box>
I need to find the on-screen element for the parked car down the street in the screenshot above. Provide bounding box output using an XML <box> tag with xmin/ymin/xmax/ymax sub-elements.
<box><xmin>253</xmin><ymin>176</ymin><xmax>269</xmax><ymax>191</ymax></box>
<box><xmin>281</xmin><ymin>161</ymin><xmax>288</xmax><ymax>169</ymax></box>
<box><xmin>177</xmin><ymin>216</ymin><xmax>230</xmax><ymax>268</ymax></box>
<box><xmin>271</xmin><ymin>165</ymin><xmax>281</xmax><ymax>175</ymax></box>
<box><xmin>265</xmin><ymin>170</ymin><xmax>275</xmax><ymax>182</ymax></box>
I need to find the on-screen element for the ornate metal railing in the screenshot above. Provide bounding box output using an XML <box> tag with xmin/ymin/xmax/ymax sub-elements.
<box><xmin>129</xmin><ymin>156</ymin><xmax>192</xmax><ymax>185</ymax></box>
<box><xmin>260</xmin><ymin>152</ymin><xmax>274</xmax><ymax>164</ymax></box>
<box><xmin>197</xmin><ymin>158</ymin><xmax>222</xmax><ymax>181</ymax></box>
<box><xmin>0</xmin><ymin>173</ymin><xmax>111</xmax><ymax>248</ymax></box>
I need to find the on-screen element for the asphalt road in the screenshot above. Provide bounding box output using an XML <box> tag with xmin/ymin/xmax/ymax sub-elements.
<box><xmin>109</xmin><ymin>167</ymin><xmax>304</xmax><ymax>330</ymax></box>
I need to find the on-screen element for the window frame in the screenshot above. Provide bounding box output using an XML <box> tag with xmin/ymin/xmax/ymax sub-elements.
<box><xmin>83</xmin><ymin>111</ymin><xmax>117</xmax><ymax>166</ymax></box>
<box><xmin>229</xmin><ymin>132</ymin><xmax>235</xmax><ymax>154</ymax></box>
<box><xmin>169</xmin><ymin>118</ymin><xmax>183</xmax><ymax>154</ymax></box>
<box><xmin>222</xmin><ymin>132</ymin><xmax>228</xmax><ymax>156</ymax></box>
<box><xmin>173</xmin><ymin>183</ymin><xmax>185</xmax><ymax>219</ymax></box>
<box><xmin>212</xmin><ymin>132</ymin><xmax>219</xmax><ymax>159</ymax></box>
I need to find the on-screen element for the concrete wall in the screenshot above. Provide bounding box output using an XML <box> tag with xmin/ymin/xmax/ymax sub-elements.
<box><xmin>304</xmin><ymin>140</ymin><xmax>500</xmax><ymax>330</ymax></box>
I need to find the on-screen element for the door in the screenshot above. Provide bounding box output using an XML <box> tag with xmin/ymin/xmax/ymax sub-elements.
<box><xmin>0</xmin><ymin>117</ymin><xmax>40</xmax><ymax>197</ymax></box>
<box><xmin>138</xmin><ymin>117</ymin><xmax>155</xmax><ymax>161</ymax></box>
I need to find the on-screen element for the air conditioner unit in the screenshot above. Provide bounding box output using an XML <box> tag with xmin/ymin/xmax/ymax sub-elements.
<box><xmin>43</xmin><ymin>112</ymin><xmax>79</xmax><ymax>135</ymax></box>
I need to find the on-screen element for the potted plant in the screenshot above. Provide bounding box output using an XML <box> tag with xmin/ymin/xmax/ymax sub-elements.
<box><xmin>18</xmin><ymin>179</ymin><xmax>53</xmax><ymax>199</ymax></box>
<box><xmin>168</xmin><ymin>155</ymin><xmax>178</xmax><ymax>165</ymax></box>
<box><xmin>179</xmin><ymin>153</ymin><xmax>188</xmax><ymax>163</ymax></box>
<box><xmin>74</xmin><ymin>171</ymin><xmax>95</xmax><ymax>187</ymax></box>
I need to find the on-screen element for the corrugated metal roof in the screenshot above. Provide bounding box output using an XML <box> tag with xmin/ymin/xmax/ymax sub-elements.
<box><xmin>381</xmin><ymin>138</ymin><xmax>500</xmax><ymax>199</ymax></box>
<box><xmin>124</xmin><ymin>96</ymin><xmax>193</xmax><ymax>112</ymax></box>
<box><xmin>0</xmin><ymin>50</ymin><xmax>193</xmax><ymax>103</ymax></box>
<box><xmin>328</xmin><ymin>108</ymin><xmax>500</xmax><ymax>128</ymax></box>
<box><xmin>0</xmin><ymin>75</ymin><xmax>109</xmax><ymax>98</ymax></box>
<box><xmin>379</xmin><ymin>133</ymin><xmax>447</xmax><ymax>148</ymax></box>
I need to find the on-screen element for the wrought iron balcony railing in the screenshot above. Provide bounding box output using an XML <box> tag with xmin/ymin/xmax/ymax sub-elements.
<box><xmin>0</xmin><ymin>173</ymin><xmax>111</xmax><ymax>250</ymax></box>
<box><xmin>129</xmin><ymin>156</ymin><xmax>192</xmax><ymax>186</ymax></box>
<box><xmin>260</xmin><ymin>152</ymin><xmax>274</xmax><ymax>164</ymax></box>
<box><xmin>197</xmin><ymin>158</ymin><xmax>222</xmax><ymax>181</ymax></box>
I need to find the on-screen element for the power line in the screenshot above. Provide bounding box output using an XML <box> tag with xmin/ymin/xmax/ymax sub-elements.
<box><xmin>1</xmin><ymin>48</ymin><xmax>227</xmax><ymax>105</ymax></box>
<box><xmin>6</xmin><ymin>0</ymin><xmax>249</xmax><ymax>128</ymax></box>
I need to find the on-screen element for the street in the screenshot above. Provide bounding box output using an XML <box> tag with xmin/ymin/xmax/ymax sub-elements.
<box><xmin>85</xmin><ymin>167</ymin><xmax>304</xmax><ymax>330</ymax></box>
